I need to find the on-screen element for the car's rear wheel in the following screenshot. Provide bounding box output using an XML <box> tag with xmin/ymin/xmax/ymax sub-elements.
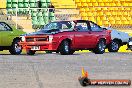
<box><xmin>59</xmin><ymin>40</ymin><xmax>74</xmax><ymax>55</ymax></box>
<box><xmin>56</xmin><ymin>51</ymin><xmax>59</xmax><ymax>53</ymax></box>
<box><xmin>93</xmin><ymin>39</ymin><xmax>106</xmax><ymax>54</ymax></box>
<box><xmin>70</xmin><ymin>50</ymin><xmax>75</xmax><ymax>54</ymax></box>
<box><xmin>9</xmin><ymin>39</ymin><xmax>22</xmax><ymax>55</ymax></box>
<box><xmin>27</xmin><ymin>50</ymin><xmax>36</xmax><ymax>55</ymax></box>
<box><xmin>108</xmin><ymin>40</ymin><xmax>120</xmax><ymax>52</ymax></box>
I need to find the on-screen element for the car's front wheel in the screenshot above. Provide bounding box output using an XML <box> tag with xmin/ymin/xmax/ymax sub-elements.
<box><xmin>9</xmin><ymin>39</ymin><xmax>22</xmax><ymax>55</ymax></box>
<box><xmin>27</xmin><ymin>50</ymin><xmax>36</xmax><ymax>55</ymax></box>
<box><xmin>59</xmin><ymin>40</ymin><xmax>74</xmax><ymax>55</ymax></box>
<box><xmin>108</xmin><ymin>40</ymin><xmax>120</xmax><ymax>52</ymax></box>
<box><xmin>93</xmin><ymin>39</ymin><xmax>106</xmax><ymax>54</ymax></box>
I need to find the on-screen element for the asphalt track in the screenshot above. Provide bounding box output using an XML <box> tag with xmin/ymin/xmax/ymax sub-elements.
<box><xmin>0</xmin><ymin>52</ymin><xmax>132</xmax><ymax>88</ymax></box>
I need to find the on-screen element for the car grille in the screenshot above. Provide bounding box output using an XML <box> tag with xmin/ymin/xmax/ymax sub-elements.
<box><xmin>26</xmin><ymin>37</ymin><xmax>47</xmax><ymax>42</ymax></box>
<box><xmin>36</xmin><ymin>38</ymin><xmax>47</xmax><ymax>41</ymax></box>
<box><xmin>26</xmin><ymin>38</ymin><xmax>34</xmax><ymax>42</ymax></box>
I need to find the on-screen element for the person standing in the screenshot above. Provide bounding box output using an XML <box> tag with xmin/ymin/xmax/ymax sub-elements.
<box><xmin>48</xmin><ymin>3</ymin><xmax>55</xmax><ymax>22</ymax></box>
<box><xmin>37</xmin><ymin>0</ymin><xmax>42</xmax><ymax>11</ymax></box>
<box><xmin>48</xmin><ymin>3</ymin><xmax>55</xmax><ymax>13</ymax></box>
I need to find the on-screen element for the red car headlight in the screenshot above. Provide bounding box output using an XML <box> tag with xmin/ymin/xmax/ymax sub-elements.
<box><xmin>21</xmin><ymin>36</ymin><xmax>25</xmax><ymax>42</ymax></box>
<box><xmin>48</xmin><ymin>35</ymin><xmax>53</xmax><ymax>42</ymax></box>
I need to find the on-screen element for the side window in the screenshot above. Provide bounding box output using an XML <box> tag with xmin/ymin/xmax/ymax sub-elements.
<box><xmin>62</xmin><ymin>24</ymin><xmax>69</xmax><ymax>29</ymax></box>
<box><xmin>0</xmin><ymin>23</ymin><xmax>11</xmax><ymax>31</ymax></box>
<box><xmin>75</xmin><ymin>22</ymin><xmax>89</xmax><ymax>32</ymax></box>
<box><xmin>90</xmin><ymin>22</ymin><xmax>102</xmax><ymax>31</ymax></box>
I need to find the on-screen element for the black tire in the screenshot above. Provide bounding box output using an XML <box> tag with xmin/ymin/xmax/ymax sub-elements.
<box><xmin>56</xmin><ymin>51</ymin><xmax>59</xmax><ymax>53</ymax></box>
<box><xmin>93</xmin><ymin>39</ymin><xmax>106</xmax><ymax>54</ymax></box>
<box><xmin>108</xmin><ymin>40</ymin><xmax>120</xmax><ymax>52</ymax></box>
<box><xmin>9</xmin><ymin>39</ymin><xmax>22</xmax><ymax>55</ymax></box>
<box><xmin>70</xmin><ymin>50</ymin><xmax>75</xmax><ymax>54</ymax></box>
<box><xmin>27</xmin><ymin>50</ymin><xmax>36</xmax><ymax>55</ymax></box>
<box><xmin>59</xmin><ymin>40</ymin><xmax>73</xmax><ymax>55</ymax></box>
<box><xmin>45</xmin><ymin>51</ymin><xmax>52</xmax><ymax>53</ymax></box>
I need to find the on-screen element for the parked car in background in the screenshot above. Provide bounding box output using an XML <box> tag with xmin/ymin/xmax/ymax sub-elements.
<box><xmin>103</xmin><ymin>27</ymin><xmax>130</xmax><ymax>52</ymax></box>
<box><xmin>127</xmin><ymin>37</ymin><xmax>132</xmax><ymax>51</ymax></box>
<box><xmin>0</xmin><ymin>22</ymin><xmax>25</xmax><ymax>54</ymax></box>
<box><xmin>19</xmin><ymin>20</ymin><xmax>111</xmax><ymax>55</ymax></box>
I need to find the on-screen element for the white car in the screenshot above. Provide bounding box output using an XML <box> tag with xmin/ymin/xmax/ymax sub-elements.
<box><xmin>127</xmin><ymin>37</ymin><xmax>132</xmax><ymax>50</ymax></box>
<box><xmin>103</xmin><ymin>27</ymin><xmax>130</xmax><ymax>52</ymax></box>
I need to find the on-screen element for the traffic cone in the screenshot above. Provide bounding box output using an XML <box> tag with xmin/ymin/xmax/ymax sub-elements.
<box><xmin>79</xmin><ymin>67</ymin><xmax>91</xmax><ymax>86</ymax></box>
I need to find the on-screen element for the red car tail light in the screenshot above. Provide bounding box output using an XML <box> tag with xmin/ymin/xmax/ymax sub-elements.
<box><xmin>106</xmin><ymin>30</ymin><xmax>112</xmax><ymax>34</ymax></box>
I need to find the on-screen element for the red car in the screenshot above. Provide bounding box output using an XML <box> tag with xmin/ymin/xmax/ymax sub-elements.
<box><xmin>19</xmin><ymin>20</ymin><xmax>111</xmax><ymax>55</ymax></box>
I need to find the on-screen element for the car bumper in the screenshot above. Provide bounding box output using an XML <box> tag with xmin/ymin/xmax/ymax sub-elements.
<box><xmin>19</xmin><ymin>41</ymin><xmax>58</xmax><ymax>51</ymax></box>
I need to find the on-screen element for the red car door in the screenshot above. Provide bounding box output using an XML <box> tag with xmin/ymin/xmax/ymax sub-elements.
<box><xmin>88</xmin><ymin>21</ymin><xmax>104</xmax><ymax>48</ymax></box>
<box><xmin>73</xmin><ymin>21</ymin><xmax>92</xmax><ymax>49</ymax></box>
<box><xmin>74</xmin><ymin>32</ymin><xmax>91</xmax><ymax>48</ymax></box>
